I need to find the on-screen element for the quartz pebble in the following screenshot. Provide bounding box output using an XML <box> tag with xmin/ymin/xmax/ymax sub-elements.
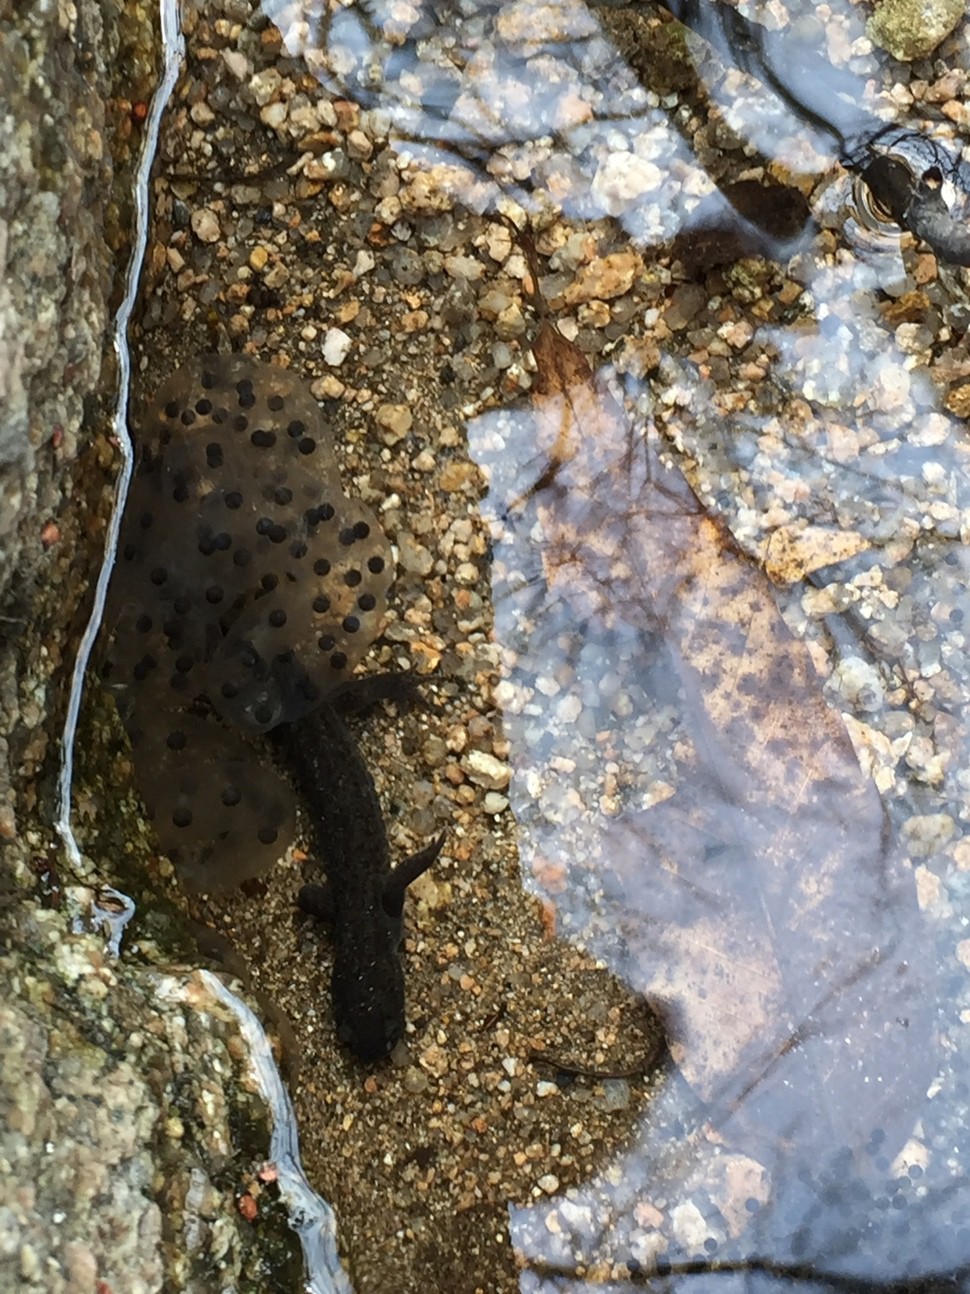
<box><xmin>462</xmin><ymin>749</ymin><xmax>511</xmax><ymax>790</ymax></box>
<box><xmin>190</xmin><ymin>207</ymin><xmax>221</xmax><ymax>243</ymax></box>
<box><xmin>322</xmin><ymin>328</ymin><xmax>353</xmax><ymax>366</ymax></box>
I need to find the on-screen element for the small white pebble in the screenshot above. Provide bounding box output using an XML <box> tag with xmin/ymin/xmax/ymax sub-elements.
<box><xmin>556</xmin><ymin>693</ymin><xmax>582</xmax><ymax>723</ymax></box>
<box><xmin>419</xmin><ymin>1044</ymin><xmax>449</xmax><ymax>1077</ymax></box>
<box><xmin>260</xmin><ymin>101</ymin><xmax>288</xmax><ymax>131</ymax></box>
<box><xmin>347</xmin><ymin>129</ymin><xmax>374</xmax><ymax>160</ymax></box>
<box><xmin>397</xmin><ymin>534</ymin><xmax>433</xmax><ymax>576</ymax></box>
<box><xmin>591</xmin><ymin>152</ymin><xmax>662</xmax><ymax>216</ymax></box>
<box><xmin>375</xmin><ymin>402</ymin><xmax>413</xmax><ymax>443</ymax></box>
<box><xmin>190</xmin><ymin>207</ymin><xmax>221</xmax><ymax>244</ymax></box>
<box><xmin>462</xmin><ymin>749</ymin><xmax>511</xmax><ymax>790</ymax></box>
<box><xmin>322</xmin><ymin>328</ymin><xmax>353</xmax><ymax>366</ymax></box>
<box><xmin>222</xmin><ymin>49</ymin><xmax>251</xmax><ymax>80</ymax></box>
<box><xmin>444</xmin><ymin>253</ymin><xmax>486</xmax><ymax>281</ymax></box>
<box><xmin>249</xmin><ymin>67</ymin><xmax>283</xmax><ymax>107</ymax></box>
<box><xmin>454</xmin><ymin>561</ymin><xmax>479</xmax><ymax>585</ymax></box>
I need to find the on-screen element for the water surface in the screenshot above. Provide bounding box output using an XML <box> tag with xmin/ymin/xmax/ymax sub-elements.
<box><xmin>127</xmin><ymin>0</ymin><xmax>970</xmax><ymax>1286</ymax></box>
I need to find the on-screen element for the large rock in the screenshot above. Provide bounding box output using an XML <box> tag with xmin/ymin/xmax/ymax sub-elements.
<box><xmin>0</xmin><ymin>2</ymin><xmax>311</xmax><ymax>1288</ymax></box>
<box><xmin>0</xmin><ymin>0</ymin><xmax>122</xmax><ymax>834</ymax></box>
<box><xmin>0</xmin><ymin>902</ymin><xmax>308</xmax><ymax>1293</ymax></box>
<box><xmin>867</xmin><ymin>0</ymin><xmax>965</xmax><ymax>62</ymax></box>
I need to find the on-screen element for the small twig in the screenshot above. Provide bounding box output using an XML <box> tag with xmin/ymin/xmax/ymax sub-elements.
<box><xmin>527</xmin><ymin>1039</ymin><xmax>666</xmax><ymax>1082</ymax></box>
<box><xmin>477</xmin><ymin>1002</ymin><xmax>507</xmax><ymax>1033</ymax></box>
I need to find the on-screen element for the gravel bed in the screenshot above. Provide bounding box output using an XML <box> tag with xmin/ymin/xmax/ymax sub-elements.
<box><xmin>92</xmin><ymin>0</ymin><xmax>970</xmax><ymax>1287</ymax></box>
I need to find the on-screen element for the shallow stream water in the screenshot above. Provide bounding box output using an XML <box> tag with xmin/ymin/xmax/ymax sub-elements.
<box><xmin>83</xmin><ymin>0</ymin><xmax>970</xmax><ymax>1288</ymax></box>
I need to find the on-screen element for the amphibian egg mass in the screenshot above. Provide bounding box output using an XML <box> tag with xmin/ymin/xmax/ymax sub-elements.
<box><xmin>99</xmin><ymin>355</ymin><xmax>395</xmax><ymax>888</ymax></box>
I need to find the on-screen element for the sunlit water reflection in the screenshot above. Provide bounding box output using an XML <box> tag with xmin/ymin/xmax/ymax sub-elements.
<box><xmin>238</xmin><ymin>0</ymin><xmax>970</xmax><ymax>1285</ymax></box>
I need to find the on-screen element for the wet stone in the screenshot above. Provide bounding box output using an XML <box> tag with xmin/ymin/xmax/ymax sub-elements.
<box><xmin>98</xmin><ymin>355</ymin><xmax>395</xmax><ymax>888</ymax></box>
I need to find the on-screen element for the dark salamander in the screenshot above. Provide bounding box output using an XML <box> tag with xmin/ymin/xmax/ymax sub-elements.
<box><xmin>270</xmin><ymin>676</ymin><xmax>443</xmax><ymax>1062</ymax></box>
<box><xmin>658</xmin><ymin>0</ymin><xmax>970</xmax><ymax>266</ymax></box>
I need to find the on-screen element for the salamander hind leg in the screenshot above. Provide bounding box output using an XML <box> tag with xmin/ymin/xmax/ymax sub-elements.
<box><xmin>382</xmin><ymin>832</ymin><xmax>446</xmax><ymax>920</ymax></box>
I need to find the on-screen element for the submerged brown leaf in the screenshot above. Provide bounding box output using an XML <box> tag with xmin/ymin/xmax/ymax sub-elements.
<box><xmin>478</xmin><ymin>321</ymin><xmax>934</xmax><ymax>1164</ymax></box>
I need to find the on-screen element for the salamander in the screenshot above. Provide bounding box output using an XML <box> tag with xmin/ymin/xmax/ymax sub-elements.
<box><xmin>650</xmin><ymin>0</ymin><xmax>970</xmax><ymax>266</ymax></box>
<box><xmin>270</xmin><ymin>675</ymin><xmax>444</xmax><ymax>1061</ymax></box>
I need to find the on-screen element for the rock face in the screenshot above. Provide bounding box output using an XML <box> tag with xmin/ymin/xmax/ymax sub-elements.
<box><xmin>866</xmin><ymin>0</ymin><xmax>965</xmax><ymax>61</ymax></box>
<box><xmin>0</xmin><ymin>906</ymin><xmax>307</xmax><ymax>1294</ymax></box>
<box><xmin>0</xmin><ymin>0</ymin><xmax>119</xmax><ymax>837</ymax></box>
<box><xmin>0</xmin><ymin>14</ymin><xmax>112</xmax><ymax>596</ymax></box>
<box><xmin>0</xmin><ymin>7</ymin><xmax>310</xmax><ymax>1292</ymax></box>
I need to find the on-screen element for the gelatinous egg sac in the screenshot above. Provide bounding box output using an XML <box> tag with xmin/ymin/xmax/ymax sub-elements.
<box><xmin>98</xmin><ymin>355</ymin><xmax>395</xmax><ymax>888</ymax></box>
